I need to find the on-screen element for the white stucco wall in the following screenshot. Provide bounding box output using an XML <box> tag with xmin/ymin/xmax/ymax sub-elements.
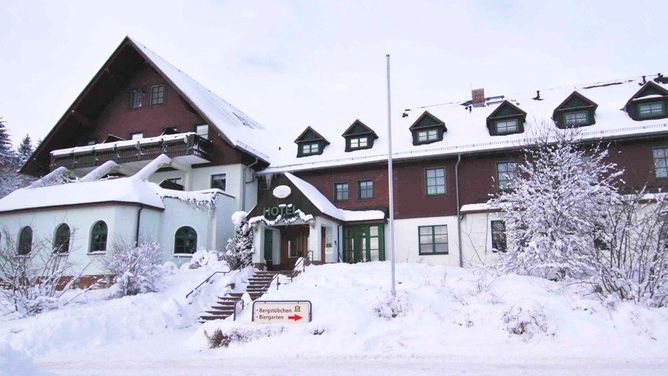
<box><xmin>393</xmin><ymin>216</ymin><xmax>461</xmax><ymax>267</ymax></box>
<box><xmin>460</xmin><ymin>211</ymin><xmax>503</xmax><ymax>267</ymax></box>
<box><xmin>0</xmin><ymin>205</ymin><xmax>149</xmax><ymax>275</ymax></box>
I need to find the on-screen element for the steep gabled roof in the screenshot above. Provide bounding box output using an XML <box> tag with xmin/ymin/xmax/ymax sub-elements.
<box><xmin>294</xmin><ymin>126</ymin><xmax>330</xmax><ymax>145</ymax></box>
<box><xmin>487</xmin><ymin>100</ymin><xmax>526</xmax><ymax>119</ymax></box>
<box><xmin>628</xmin><ymin>81</ymin><xmax>668</xmax><ymax>101</ymax></box>
<box><xmin>341</xmin><ymin>119</ymin><xmax>378</xmax><ymax>139</ymax></box>
<box><xmin>22</xmin><ymin>36</ymin><xmax>269</xmax><ymax>176</ymax></box>
<box><xmin>408</xmin><ymin>111</ymin><xmax>446</xmax><ymax>130</ymax></box>
<box><xmin>552</xmin><ymin>91</ymin><xmax>598</xmax><ymax>122</ymax></box>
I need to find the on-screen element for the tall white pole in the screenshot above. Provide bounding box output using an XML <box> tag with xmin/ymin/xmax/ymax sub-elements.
<box><xmin>386</xmin><ymin>54</ymin><xmax>396</xmax><ymax>297</ymax></box>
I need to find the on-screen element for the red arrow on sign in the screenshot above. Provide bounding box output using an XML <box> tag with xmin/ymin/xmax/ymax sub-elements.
<box><xmin>288</xmin><ymin>314</ymin><xmax>302</xmax><ymax>321</ymax></box>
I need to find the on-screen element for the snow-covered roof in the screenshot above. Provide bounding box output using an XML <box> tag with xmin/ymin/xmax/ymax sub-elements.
<box><xmin>0</xmin><ymin>155</ymin><xmax>223</xmax><ymax>213</ymax></box>
<box><xmin>128</xmin><ymin>37</ymin><xmax>271</xmax><ymax>162</ymax></box>
<box><xmin>260</xmin><ymin>76</ymin><xmax>668</xmax><ymax>174</ymax></box>
<box><xmin>284</xmin><ymin>173</ymin><xmax>385</xmax><ymax>222</ymax></box>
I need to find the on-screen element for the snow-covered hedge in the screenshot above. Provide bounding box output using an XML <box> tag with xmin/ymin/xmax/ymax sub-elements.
<box><xmin>104</xmin><ymin>240</ymin><xmax>164</xmax><ymax>297</ymax></box>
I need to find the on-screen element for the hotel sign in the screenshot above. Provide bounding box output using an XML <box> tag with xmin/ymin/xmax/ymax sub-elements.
<box><xmin>263</xmin><ymin>204</ymin><xmax>297</xmax><ymax>218</ymax></box>
<box><xmin>252</xmin><ymin>300</ymin><xmax>312</xmax><ymax>323</ymax></box>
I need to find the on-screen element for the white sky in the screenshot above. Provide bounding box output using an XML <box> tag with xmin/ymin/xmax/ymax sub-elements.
<box><xmin>1</xmin><ymin>0</ymin><xmax>667</xmax><ymax>146</ymax></box>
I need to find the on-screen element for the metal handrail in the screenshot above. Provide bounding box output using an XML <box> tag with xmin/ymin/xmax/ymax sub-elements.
<box><xmin>270</xmin><ymin>273</ymin><xmax>280</xmax><ymax>291</ymax></box>
<box><xmin>185</xmin><ymin>269</ymin><xmax>232</xmax><ymax>300</ymax></box>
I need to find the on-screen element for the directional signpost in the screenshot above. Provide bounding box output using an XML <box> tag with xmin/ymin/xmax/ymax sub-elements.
<box><xmin>252</xmin><ymin>300</ymin><xmax>312</xmax><ymax>323</ymax></box>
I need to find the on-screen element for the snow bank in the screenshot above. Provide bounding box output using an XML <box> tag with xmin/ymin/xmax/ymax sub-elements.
<box><xmin>193</xmin><ymin>263</ymin><xmax>668</xmax><ymax>362</ymax></box>
<box><xmin>0</xmin><ymin>341</ymin><xmax>50</xmax><ymax>376</ymax></box>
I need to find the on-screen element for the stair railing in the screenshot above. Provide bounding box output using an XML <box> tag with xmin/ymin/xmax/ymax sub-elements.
<box><xmin>232</xmin><ymin>298</ymin><xmax>245</xmax><ymax>321</ymax></box>
<box><xmin>185</xmin><ymin>269</ymin><xmax>232</xmax><ymax>301</ymax></box>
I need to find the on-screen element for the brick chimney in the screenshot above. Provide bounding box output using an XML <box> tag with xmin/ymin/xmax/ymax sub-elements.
<box><xmin>472</xmin><ymin>88</ymin><xmax>485</xmax><ymax>106</ymax></box>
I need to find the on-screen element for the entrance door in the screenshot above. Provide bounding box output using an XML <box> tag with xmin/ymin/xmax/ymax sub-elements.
<box><xmin>320</xmin><ymin>226</ymin><xmax>327</xmax><ymax>264</ymax></box>
<box><xmin>279</xmin><ymin>225</ymin><xmax>309</xmax><ymax>270</ymax></box>
<box><xmin>343</xmin><ymin>225</ymin><xmax>385</xmax><ymax>263</ymax></box>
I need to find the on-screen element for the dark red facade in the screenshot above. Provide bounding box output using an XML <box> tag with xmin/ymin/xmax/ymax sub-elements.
<box><xmin>288</xmin><ymin>135</ymin><xmax>668</xmax><ymax>220</ymax></box>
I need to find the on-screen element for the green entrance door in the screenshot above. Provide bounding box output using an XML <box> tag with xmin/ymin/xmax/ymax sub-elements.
<box><xmin>343</xmin><ymin>225</ymin><xmax>385</xmax><ymax>263</ymax></box>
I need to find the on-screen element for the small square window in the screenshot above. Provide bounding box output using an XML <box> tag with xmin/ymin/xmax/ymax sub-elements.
<box><xmin>495</xmin><ymin>119</ymin><xmax>518</xmax><ymax>134</ymax></box>
<box><xmin>150</xmin><ymin>85</ymin><xmax>165</xmax><ymax>106</ymax></box>
<box><xmin>563</xmin><ymin>111</ymin><xmax>589</xmax><ymax>126</ymax></box>
<box><xmin>130</xmin><ymin>132</ymin><xmax>143</xmax><ymax>140</ymax></box>
<box><xmin>129</xmin><ymin>88</ymin><xmax>143</xmax><ymax>109</ymax></box>
<box><xmin>211</xmin><ymin>173</ymin><xmax>226</xmax><ymax>191</ymax></box>
<box><xmin>497</xmin><ymin>162</ymin><xmax>518</xmax><ymax>190</ymax></box>
<box><xmin>418</xmin><ymin>225</ymin><xmax>448</xmax><ymax>255</ymax></box>
<box><xmin>195</xmin><ymin>124</ymin><xmax>209</xmax><ymax>140</ymax></box>
<box><xmin>358</xmin><ymin>180</ymin><xmax>373</xmax><ymax>199</ymax></box>
<box><xmin>425</xmin><ymin>168</ymin><xmax>446</xmax><ymax>195</ymax></box>
<box><xmin>334</xmin><ymin>183</ymin><xmax>349</xmax><ymax>201</ymax></box>
<box><xmin>639</xmin><ymin>101</ymin><xmax>665</xmax><ymax>119</ymax></box>
<box><xmin>653</xmin><ymin>147</ymin><xmax>668</xmax><ymax>178</ymax></box>
<box><xmin>491</xmin><ymin>220</ymin><xmax>507</xmax><ymax>252</ymax></box>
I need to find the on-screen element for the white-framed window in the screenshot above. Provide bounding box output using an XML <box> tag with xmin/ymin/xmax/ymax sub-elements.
<box><xmin>195</xmin><ymin>124</ymin><xmax>209</xmax><ymax>140</ymax></box>
<box><xmin>639</xmin><ymin>101</ymin><xmax>665</xmax><ymax>118</ymax></box>
<box><xmin>349</xmin><ymin>137</ymin><xmax>368</xmax><ymax>149</ymax></box>
<box><xmin>130</xmin><ymin>132</ymin><xmax>143</xmax><ymax>140</ymax></box>
<box><xmin>563</xmin><ymin>111</ymin><xmax>589</xmax><ymax>126</ymax></box>
<box><xmin>495</xmin><ymin>119</ymin><xmax>518</xmax><ymax>134</ymax></box>
<box><xmin>417</xmin><ymin>129</ymin><xmax>439</xmax><ymax>143</ymax></box>
<box><xmin>653</xmin><ymin>147</ymin><xmax>668</xmax><ymax>178</ymax></box>
<box><xmin>497</xmin><ymin>161</ymin><xmax>518</xmax><ymax>190</ymax></box>
<box><xmin>418</xmin><ymin>225</ymin><xmax>448</xmax><ymax>255</ymax></box>
<box><xmin>301</xmin><ymin>143</ymin><xmax>320</xmax><ymax>155</ymax></box>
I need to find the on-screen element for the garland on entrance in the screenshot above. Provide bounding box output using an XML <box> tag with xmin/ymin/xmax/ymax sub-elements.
<box><xmin>248</xmin><ymin>208</ymin><xmax>314</xmax><ymax>227</ymax></box>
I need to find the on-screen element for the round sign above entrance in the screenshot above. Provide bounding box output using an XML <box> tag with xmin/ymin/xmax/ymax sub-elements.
<box><xmin>273</xmin><ymin>185</ymin><xmax>292</xmax><ymax>199</ymax></box>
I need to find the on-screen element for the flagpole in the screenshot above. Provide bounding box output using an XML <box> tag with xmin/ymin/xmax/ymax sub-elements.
<box><xmin>386</xmin><ymin>54</ymin><xmax>396</xmax><ymax>297</ymax></box>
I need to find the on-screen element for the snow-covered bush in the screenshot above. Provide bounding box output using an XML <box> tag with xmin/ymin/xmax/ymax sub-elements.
<box><xmin>597</xmin><ymin>192</ymin><xmax>668</xmax><ymax>307</ymax></box>
<box><xmin>491</xmin><ymin>129</ymin><xmax>622</xmax><ymax>280</ymax></box>
<box><xmin>0</xmin><ymin>229</ymin><xmax>88</xmax><ymax>316</ymax></box>
<box><xmin>103</xmin><ymin>240</ymin><xmax>162</xmax><ymax>297</ymax></box>
<box><xmin>181</xmin><ymin>250</ymin><xmax>229</xmax><ymax>270</ymax></box>
<box><xmin>373</xmin><ymin>292</ymin><xmax>410</xmax><ymax>319</ymax></box>
<box><xmin>224</xmin><ymin>211</ymin><xmax>254</xmax><ymax>270</ymax></box>
<box><xmin>502</xmin><ymin>303</ymin><xmax>553</xmax><ymax>339</ymax></box>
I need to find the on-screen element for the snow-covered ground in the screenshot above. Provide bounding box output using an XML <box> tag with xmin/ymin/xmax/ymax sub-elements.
<box><xmin>2</xmin><ymin>262</ymin><xmax>668</xmax><ymax>375</ymax></box>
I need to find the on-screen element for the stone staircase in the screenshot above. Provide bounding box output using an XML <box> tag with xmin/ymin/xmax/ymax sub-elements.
<box><xmin>198</xmin><ymin>270</ymin><xmax>278</xmax><ymax>322</ymax></box>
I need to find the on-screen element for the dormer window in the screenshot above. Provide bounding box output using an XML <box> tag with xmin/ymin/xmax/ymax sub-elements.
<box><xmin>495</xmin><ymin>119</ymin><xmax>518</xmax><ymax>134</ymax></box>
<box><xmin>626</xmin><ymin>81</ymin><xmax>668</xmax><ymax>121</ymax></box>
<box><xmin>301</xmin><ymin>143</ymin><xmax>320</xmax><ymax>155</ymax></box>
<box><xmin>553</xmin><ymin>91</ymin><xmax>597</xmax><ymax>128</ymax></box>
<box><xmin>638</xmin><ymin>101</ymin><xmax>665</xmax><ymax>119</ymax></box>
<box><xmin>342</xmin><ymin>120</ymin><xmax>378</xmax><ymax>152</ymax></box>
<box><xmin>295</xmin><ymin>126</ymin><xmax>329</xmax><ymax>157</ymax></box>
<box><xmin>409</xmin><ymin>111</ymin><xmax>446</xmax><ymax>146</ymax></box>
<box><xmin>563</xmin><ymin>111</ymin><xmax>589</xmax><ymax>126</ymax></box>
<box><xmin>487</xmin><ymin>101</ymin><xmax>526</xmax><ymax>136</ymax></box>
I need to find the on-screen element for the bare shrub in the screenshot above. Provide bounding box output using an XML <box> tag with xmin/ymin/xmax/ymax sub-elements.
<box><xmin>373</xmin><ymin>292</ymin><xmax>410</xmax><ymax>319</ymax></box>
<box><xmin>0</xmin><ymin>229</ymin><xmax>88</xmax><ymax>316</ymax></box>
<box><xmin>205</xmin><ymin>326</ymin><xmax>285</xmax><ymax>349</ymax></box>
<box><xmin>597</xmin><ymin>192</ymin><xmax>668</xmax><ymax>307</ymax></box>
<box><xmin>502</xmin><ymin>303</ymin><xmax>552</xmax><ymax>338</ymax></box>
<box><xmin>103</xmin><ymin>240</ymin><xmax>162</xmax><ymax>297</ymax></box>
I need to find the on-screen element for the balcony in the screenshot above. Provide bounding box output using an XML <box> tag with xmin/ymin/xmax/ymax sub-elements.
<box><xmin>50</xmin><ymin>133</ymin><xmax>213</xmax><ymax>174</ymax></box>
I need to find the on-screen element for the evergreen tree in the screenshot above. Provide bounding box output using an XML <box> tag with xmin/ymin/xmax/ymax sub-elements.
<box><xmin>224</xmin><ymin>211</ymin><xmax>254</xmax><ymax>269</ymax></box>
<box><xmin>0</xmin><ymin>118</ymin><xmax>15</xmax><ymax>165</ymax></box>
<box><xmin>17</xmin><ymin>134</ymin><xmax>34</xmax><ymax>165</ymax></box>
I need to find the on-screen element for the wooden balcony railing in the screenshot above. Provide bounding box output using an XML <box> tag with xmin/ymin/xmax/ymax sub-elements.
<box><xmin>50</xmin><ymin>133</ymin><xmax>213</xmax><ymax>171</ymax></box>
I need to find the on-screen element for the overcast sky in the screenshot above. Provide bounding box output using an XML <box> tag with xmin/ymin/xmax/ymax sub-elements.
<box><xmin>1</xmin><ymin>0</ymin><xmax>667</xmax><ymax>146</ymax></box>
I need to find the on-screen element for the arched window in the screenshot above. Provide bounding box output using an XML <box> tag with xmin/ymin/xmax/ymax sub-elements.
<box><xmin>90</xmin><ymin>221</ymin><xmax>108</xmax><ymax>253</ymax></box>
<box><xmin>18</xmin><ymin>226</ymin><xmax>32</xmax><ymax>255</ymax></box>
<box><xmin>54</xmin><ymin>223</ymin><xmax>70</xmax><ymax>254</ymax></box>
<box><xmin>174</xmin><ymin>226</ymin><xmax>197</xmax><ymax>254</ymax></box>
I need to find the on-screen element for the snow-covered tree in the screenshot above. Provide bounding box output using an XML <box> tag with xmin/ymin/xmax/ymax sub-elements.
<box><xmin>224</xmin><ymin>211</ymin><xmax>254</xmax><ymax>269</ymax></box>
<box><xmin>490</xmin><ymin>129</ymin><xmax>623</xmax><ymax>280</ymax></box>
<box><xmin>0</xmin><ymin>118</ymin><xmax>15</xmax><ymax>166</ymax></box>
<box><xmin>103</xmin><ymin>240</ymin><xmax>163</xmax><ymax>296</ymax></box>
<box><xmin>17</xmin><ymin>134</ymin><xmax>33</xmax><ymax>165</ymax></box>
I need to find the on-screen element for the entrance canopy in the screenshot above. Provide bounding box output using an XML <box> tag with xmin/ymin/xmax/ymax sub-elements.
<box><xmin>248</xmin><ymin>173</ymin><xmax>385</xmax><ymax>225</ymax></box>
